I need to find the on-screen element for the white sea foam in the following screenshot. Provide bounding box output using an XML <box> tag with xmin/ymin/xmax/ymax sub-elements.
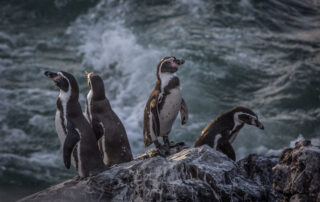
<box><xmin>1</xmin><ymin>124</ymin><xmax>28</xmax><ymax>143</ymax></box>
<box><xmin>70</xmin><ymin>16</ymin><xmax>165</xmax><ymax>153</ymax></box>
<box><xmin>66</xmin><ymin>0</ymin><xmax>320</xmax><ymax>158</ymax></box>
<box><xmin>29</xmin><ymin>152</ymin><xmax>61</xmax><ymax>167</ymax></box>
<box><xmin>237</xmin><ymin>134</ymin><xmax>320</xmax><ymax>160</ymax></box>
<box><xmin>29</xmin><ymin>115</ymin><xmax>53</xmax><ymax>132</ymax></box>
<box><xmin>0</xmin><ymin>151</ymin><xmax>68</xmax><ymax>182</ymax></box>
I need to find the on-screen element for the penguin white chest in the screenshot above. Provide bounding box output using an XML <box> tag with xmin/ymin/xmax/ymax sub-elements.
<box><xmin>55</xmin><ymin>110</ymin><xmax>66</xmax><ymax>145</ymax></box>
<box><xmin>56</xmin><ymin>88</ymin><xmax>70</xmax><ymax>145</ymax></box>
<box><xmin>56</xmin><ymin>109</ymin><xmax>78</xmax><ymax>168</ymax></box>
<box><xmin>159</xmin><ymin>87</ymin><xmax>182</xmax><ymax>136</ymax></box>
<box><xmin>86</xmin><ymin>90</ymin><xmax>93</xmax><ymax>122</ymax></box>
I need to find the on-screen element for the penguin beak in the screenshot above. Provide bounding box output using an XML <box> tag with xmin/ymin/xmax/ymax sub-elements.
<box><xmin>255</xmin><ymin>120</ymin><xmax>264</xmax><ymax>130</ymax></box>
<box><xmin>85</xmin><ymin>72</ymin><xmax>95</xmax><ymax>87</ymax></box>
<box><xmin>85</xmin><ymin>71</ymin><xmax>89</xmax><ymax>78</ymax></box>
<box><xmin>85</xmin><ymin>71</ymin><xmax>90</xmax><ymax>86</ymax></box>
<box><xmin>44</xmin><ymin>71</ymin><xmax>61</xmax><ymax>84</ymax></box>
<box><xmin>44</xmin><ymin>71</ymin><xmax>57</xmax><ymax>78</ymax></box>
<box><xmin>174</xmin><ymin>58</ymin><xmax>185</xmax><ymax>66</ymax></box>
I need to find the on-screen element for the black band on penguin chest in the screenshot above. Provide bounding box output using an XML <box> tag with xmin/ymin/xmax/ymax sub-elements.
<box><xmin>158</xmin><ymin>77</ymin><xmax>180</xmax><ymax>111</ymax></box>
<box><xmin>228</xmin><ymin>123</ymin><xmax>244</xmax><ymax>139</ymax></box>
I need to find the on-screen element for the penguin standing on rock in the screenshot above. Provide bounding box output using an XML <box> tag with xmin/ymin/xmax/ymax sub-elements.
<box><xmin>143</xmin><ymin>56</ymin><xmax>189</xmax><ymax>155</ymax></box>
<box><xmin>194</xmin><ymin>106</ymin><xmax>264</xmax><ymax>161</ymax></box>
<box><xmin>44</xmin><ymin>71</ymin><xmax>105</xmax><ymax>178</ymax></box>
<box><xmin>85</xmin><ymin>72</ymin><xmax>133</xmax><ymax>166</ymax></box>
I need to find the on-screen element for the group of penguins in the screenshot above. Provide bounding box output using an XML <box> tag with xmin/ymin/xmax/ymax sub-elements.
<box><xmin>44</xmin><ymin>56</ymin><xmax>264</xmax><ymax>178</ymax></box>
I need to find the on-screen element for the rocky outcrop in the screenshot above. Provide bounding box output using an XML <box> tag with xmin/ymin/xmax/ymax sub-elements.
<box><xmin>272</xmin><ymin>140</ymin><xmax>320</xmax><ymax>202</ymax></box>
<box><xmin>18</xmin><ymin>140</ymin><xmax>320</xmax><ymax>202</ymax></box>
<box><xmin>238</xmin><ymin>154</ymin><xmax>282</xmax><ymax>201</ymax></box>
<box><xmin>18</xmin><ymin>145</ymin><xmax>279</xmax><ymax>202</ymax></box>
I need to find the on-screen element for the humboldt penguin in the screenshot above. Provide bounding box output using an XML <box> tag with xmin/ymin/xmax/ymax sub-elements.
<box><xmin>85</xmin><ymin>72</ymin><xmax>133</xmax><ymax>166</ymax></box>
<box><xmin>44</xmin><ymin>71</ymin><xmax>105</xmax><ymax>178</ymax></box>
<box><xmin>143</xmin><ymin>56</ymin><xmax>189</xmax><ymax>155</ymax></box>
<box><xmin>194</xmin><ymin>106</ymin><xmax>264</xmax><ymax>160</ymax></box>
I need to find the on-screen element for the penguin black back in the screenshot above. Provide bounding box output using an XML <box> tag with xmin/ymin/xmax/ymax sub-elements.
<box><xmin>45</xmin><ymin>70</ymin><xmax>105</xmax><ymax>178</ymax></box>
<box><xmin>86</xmin><ymin>72</ymin><xmax>133</xmax><ymax>166</ymax></box>
<box><xmin>195</xmin><ymin>106</ymin><xmax>264</xmax><ymax>160</ymax></box>
<box><xmin>87</xmin><ymin>73</ymin><xmax>106</xmax><ymax>100</ymax></box>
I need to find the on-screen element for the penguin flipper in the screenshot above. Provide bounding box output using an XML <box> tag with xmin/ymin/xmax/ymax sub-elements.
<box><xmin>91</xmin><ymin>117</ymin><xmax>104</xmax><ymax>141</ymax></box>
<box><xmin>180</xmin><ymin>98</ymin><xmax>189</xmax><ymax>125</ymax></box>
<box><xmin>143</xmin><ymin>96</ymin><xmax>159</xmax><ymax>147</ymax></box>
<box><xmin>151</xmin><ymin>99</ymin><xmax>160</xmax><ymax>137</ymax></box>
<box><xmin>63</xmin><ymin>121</ymin><xmax>80</xmax><ymax>169</ymax></box>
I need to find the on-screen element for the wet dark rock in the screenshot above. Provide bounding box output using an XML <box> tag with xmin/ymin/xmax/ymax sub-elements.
<box><xmin>18</xmin><ymin>140</ymin><xmax>320</xmax><ymax>202</ymax></box>
<box><xmin>18</xmin><ymin>145</ymin><xmax>280</xmax><ymax>202</ymax></box>
<box><xmin>238</xmin><ymin>154</ymin><xmax>282</xmax><ymax>201</ymax></box>
<box><xmin>272</xmin><ymin>140</ymin><xmax>320</xmax><ymax>202</ymax></box>
<box><xmin>289</xmin><ymin>193</ymin><xmax>310</xmax><ymax>202</ymax></box>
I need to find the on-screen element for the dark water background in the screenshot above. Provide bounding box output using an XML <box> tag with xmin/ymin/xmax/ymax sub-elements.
<box><xmin>0</xmin><ymin>0</ymin><xmax>319</xmax><ymax>201</ymax></box>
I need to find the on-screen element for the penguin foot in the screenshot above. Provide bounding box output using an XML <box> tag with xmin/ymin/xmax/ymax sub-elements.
<box><xmin>154</xmin><ymin>140</ymin><xmax>170</xmax><ymax>157</ymax></box>
<box><xmin>155</xmin><ymin>144</ymin><xmax>170</xmax><ymax>156</ymax></box>
<box><xmin>64</xmin><ymin>177</ymin><xmax>80</xmax><ymax>185</ymax></box>
<box><xmin>157</xmin><ymin>147</ymin><xmax>170</xmax><ymax>157</ymax></box>
<box><xmin>169</xmin><ymin>141</ymin><xmax>185</xmax><ymax>148</ymax></box>
<box><xmin>164</xmin><ymin>141</ymin><xmax>185</xmax><ymax>149</ymax></box>
<box><xmin>72</xmin><ymin>175</ymin><xmax>81</xmax><ymax>181</ymax></box>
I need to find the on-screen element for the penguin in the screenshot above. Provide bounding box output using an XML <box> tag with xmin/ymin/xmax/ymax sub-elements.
<box><xmin>44</xmin><ymin>71</ymin><xmax>105</xmax><ymax>178</ymax></box>
<box><xmin>85</xmin><ymin>72</ymin><xmax>133</xmax><ymax>166</ymax></box>
<box><xmin>194</xmin><ymin>106</ymin><xmax>264</xmax><ymax>161</ymax></box>
<box><xmin>143</xmin><ymin>56</ymin><xmax>189</xmax><ymax>155</ymax></box>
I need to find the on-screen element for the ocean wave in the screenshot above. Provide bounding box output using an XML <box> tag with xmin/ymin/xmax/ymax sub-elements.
<box><xmin>0</xmin><ymin>1</ymin><xmax>319</xmax><ymax>199</ymax></box>
<box><xmin>237</xmin><ymin>134</ymin><xmax>320</xmax><ymax>160</ymax></box>
<box><xmin>69</xmin><ymin>4</ymin><xmax>166</xmax><ymax>153</ymax></box>
<box><xmin>67</xmin><ymin>0</ymin><xmax>320</xmax><ymax>157</ymax></box>
<box><xmin>0</xmin><ymin>151</ymin><xmax>71</xmax><ymax>183</ymax></box>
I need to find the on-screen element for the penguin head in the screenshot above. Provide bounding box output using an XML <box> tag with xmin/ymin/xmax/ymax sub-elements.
<box><xmin>157</xmin><ymin>56</ymin><xmax>185</xmax><ymax>76</ymax></box>
<box><xmin>44</xmin><ymin>71</ymin><xmax>79</xmax><ymax>98</ymax></box>
<box><xmin>86</xmin><ymin>72</ymin><xmax>106</xmax><ymax>100</ymax></box>
<box><xmin>233</xmin><ymin>106</ymin><xmax>264</xmax><ymax>130</ymax></box>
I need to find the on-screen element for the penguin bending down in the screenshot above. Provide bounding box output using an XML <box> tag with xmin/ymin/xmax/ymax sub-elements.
<box><xmin>194</xmin><ymin>106</ymin><xmax>264</xmax><ymax>161</ymax></box>
<box><xmin>85</xmin><ymin>72</ymin><xmax>133</xmax><ymax>166</ymax></box>
<box><xmin>44</xmin><ymin>71</ymin><xmax>105</xmax><ymax>178</ymax></box>
<box><xmin>143</xmin><ymin>56</ymin><xmax>189</xmax><ymax>155</ymax></box>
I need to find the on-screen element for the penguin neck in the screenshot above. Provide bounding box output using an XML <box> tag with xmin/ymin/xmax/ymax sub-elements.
<box><xmin>91</xmin><ymin>89</ymin><xmax>106</xmax><ymax>101</ymax></box>
<box><xmin>157</xmin><ymin>72</ymin><xmax>177</xmax><ymax>91</ymax></box>
<box><xmin>89</xmin><ymin>79</ymin><xmax>106</xmax><ymax>101</ymax></box>
<box><xmin>59</xmin><ymin>89</ymin><xmax>78</xmax><ymax>104</ymax></box>
<box><xmin>58</xmin><ymin>89</ymin><xmax>72</xmax><ymax>129</ymax></box>
<box><xmin>231</xmin><ymin>112</ymin><xmax>244</xmax><ymax>133</ymax></box>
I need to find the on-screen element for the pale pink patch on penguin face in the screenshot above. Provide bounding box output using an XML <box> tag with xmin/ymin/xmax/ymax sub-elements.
<box><xmin>251</xmin><ymin>118</ymin><xmax>256</xmax><ymax>125</ymax></box>
<box><xmin>170</xmin><ymin>59</ymin><xmax>179</xmax><ymax>68</ymax></box>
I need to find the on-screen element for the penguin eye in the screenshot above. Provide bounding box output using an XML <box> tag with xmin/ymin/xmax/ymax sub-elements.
<box><xmin>58</xmin><ymin>79</ymin><xmax>69</xmax><ymax>92</ymax></box>
<box><xmin>161</xmin><ymin>61</ymin><xmax>170</xmax><ymax>69</ymax></box>
<box><xmin>239</xmin><ymin>114</ymin><xmax>250</xmax><ymax>122</ymax></box>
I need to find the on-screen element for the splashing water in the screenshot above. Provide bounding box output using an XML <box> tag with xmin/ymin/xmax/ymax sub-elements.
<box><xmin>0</xmin><ymin>0</ymin><xmax>320</xmax><ymax>200</ymax></box>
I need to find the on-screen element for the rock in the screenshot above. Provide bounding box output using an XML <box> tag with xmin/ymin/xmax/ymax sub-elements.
<box><xmin>272</xmin><ymin>140</ymin><xmax>320</xmax><ymax>202</ymax></box>
<box><xmin>238</xmin><ymin>154</ymin><xmax>282</xmax><ymax>201</ymax></box>
<box><xmin>289</xmin><ymin>193</ymin><xmax>310</xmax><ymax>202</ymax></box>
<box><xmin>18</xmin><ymin>145</ymin><xmax>280</xmax><ymax>202</ymax></box>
